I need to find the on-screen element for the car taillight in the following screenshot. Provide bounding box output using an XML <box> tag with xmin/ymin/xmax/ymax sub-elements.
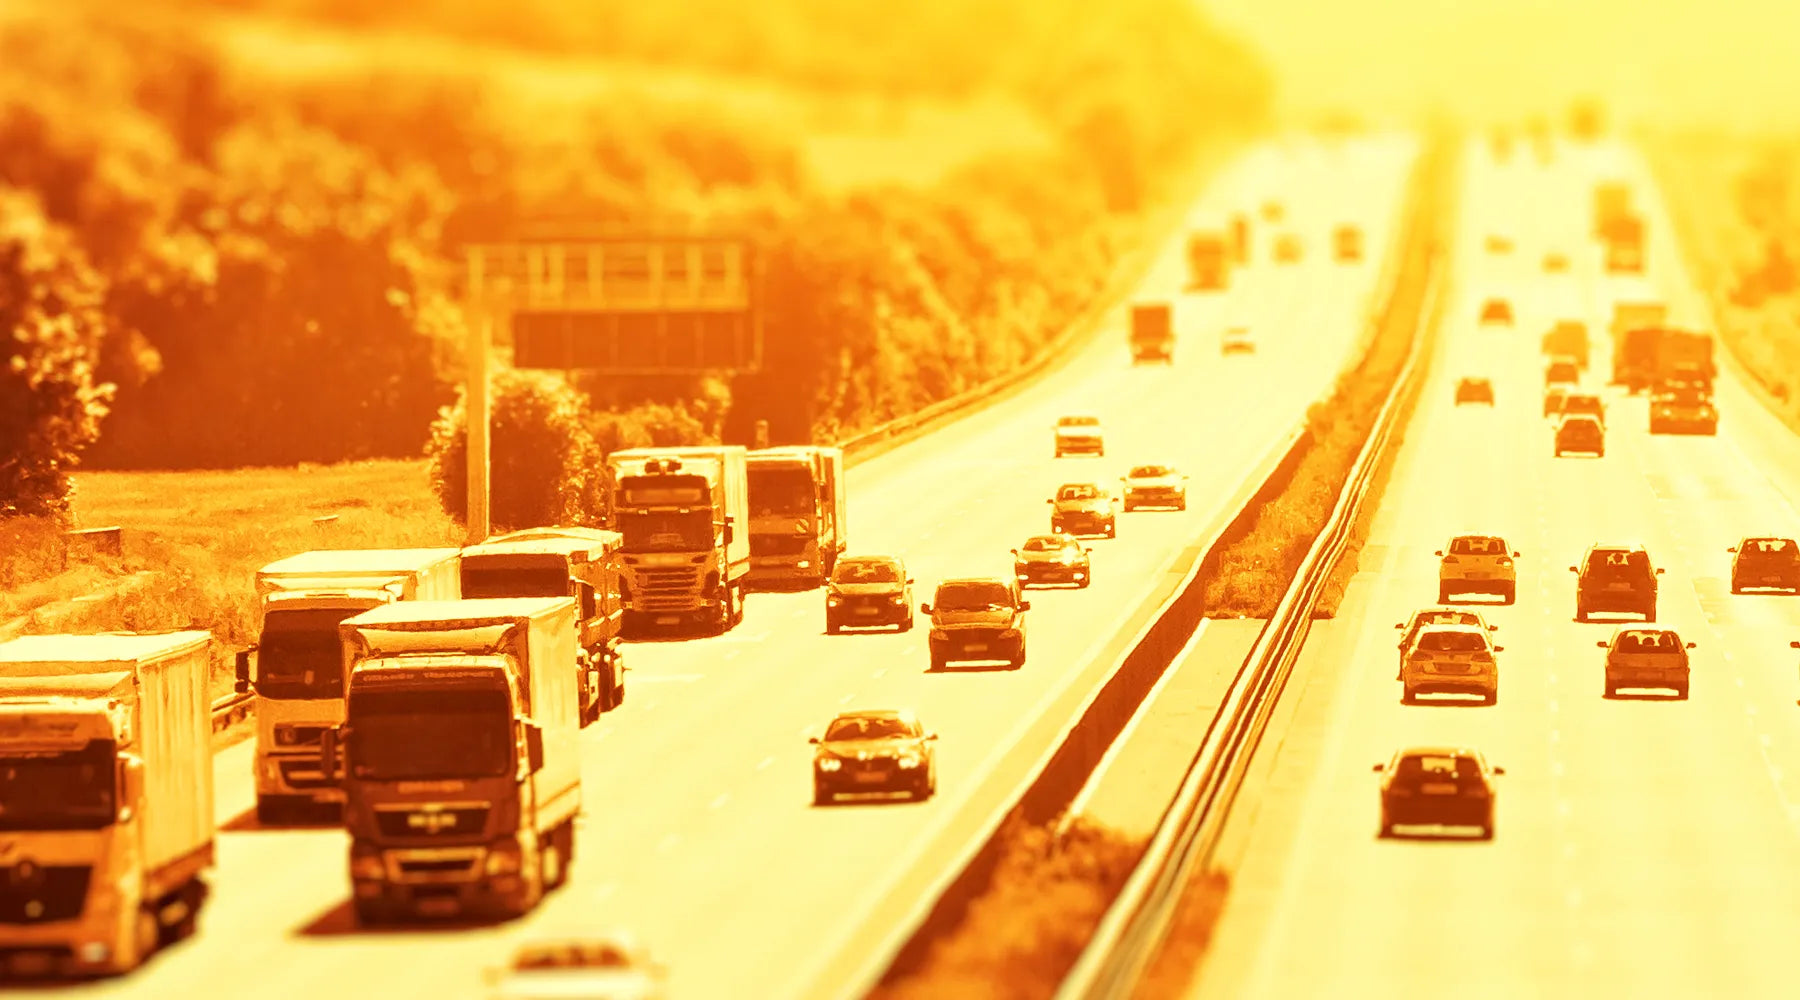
<box><xmin>1442</xmin><ymin>555</ymin><xmax>1458</xmax><ymax>564</ymax></box>
<box><xmin>1409</xmin><ymin>649</ymin><xmax>1432</xmax><ymax>661</ymax></box>
<box><xmin>1472</xmin><ymin>651</ymin><xmax>1494</xmax><ymax>662</ymax></box>
<box><xmin>1498</xmin><ymin>557</ymin><xmax>1512</xmax><ymax>566</ymax></box>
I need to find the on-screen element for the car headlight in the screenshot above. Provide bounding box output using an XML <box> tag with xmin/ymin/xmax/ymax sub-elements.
<box><xmin>485</xmin><ymin>841</ymin><xmax>523</xmax><ymax>875</ymax></box>
<box><xmin>826</xmin><ymin>596</ymin><xmax>842</xmax><ymax>607</ymax></box>
<box><xmin>896</xmin><ymin>754</ymin><xmax>923</xmax><ymax>769</ymax></box>
<box><xmin>817</xmin><ymin>756</ymin><xmax>843</xmax><ymax>772</ymax></box>
<box><xmin>890</xmin><ymin>594</ymin><xmax>908</xmax><ymax>605</ymax></box>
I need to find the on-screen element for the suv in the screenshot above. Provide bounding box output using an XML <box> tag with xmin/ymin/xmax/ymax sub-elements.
<box><xmin>922</xmin><ymin>577</ymin><xmax>1029</xmax><ymax>670</ymax></box>
<box><xmin>1374</xmin><ymin>746</ymin><xmax>1504</xmax><ymax>839</ymax></box>
<box><xmin>1554</xmin><ymin>414</ymin><xmax>1605</xmax><ymax>457</ymax></box>
<box><xmin>1400</xmin><ymin>623</ymin><xmax>1502</xmax><ymax>705</ymax></box>
<box><xmin>1013</xmin><ymin>534</ymin><xmax>1091</xmax><ymax>589</ymax></box>
<box><xmin>1728</xmin><ymin>537</ymin><xmax>1800</xmax><ymax>593</ymax></box>
<box><xmin>1394</xmin><ymin>607</ymin><xmax>1496</xmax><ymax>678</ymax></box>
<box><xmin>1048</xmin><ymin>482</ymin><xmax>1117</xmax><ymax>538</ymax></box>
<box><xmin>1436</xmin><ymin>535</ymin><xmax>1519</xmax><ymax>604</ymax></box>
<box><xmin>824</xmin><ymin>554</ymin><xmax>915</xmax><ymax>634</ymax></box>
<box><xmin>1597</xmin><ymin>627</ymin><xmax>1694</xmax><ymax>699</ymax></box>
<box><xmin>1053</xmin><ymin>415</ymin><xmax>1105</xmax><ymax>457</ymax></box>
<box><xmin>1478</xmin><ymin>297</ymin><xmax>1514</xmax><ymax>325</ymax></box>
<box><xmin>1571</xmin><ymin>543</ymin><xmax>1663</xmax><ymax>622</ymax></box>
<box><xmin>1454</xmin><ymin>377</ymin><xmax>1494</xmax><ymax>405</ymax></box>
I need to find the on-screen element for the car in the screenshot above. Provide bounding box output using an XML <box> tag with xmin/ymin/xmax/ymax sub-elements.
<box><xmin>1400</xmin><ymin>623</ymin><xmax>1501</xmax><ymax>705</ymax></box>
<box><xmin>1554</xmin><ymin>414</ymin><xmax>1605</xmax><ymax>457</ymax></box>
<box><xmin>1333</xmin><ymin>225</ymin><xmax>1363</xmax><ymax>263</ymax></box>
<box><xmin>1374</xmin><ymin>746</ymin><xmax>1504</xmax><ymax>839</ymax></box>
<box><xmin>1013</xmin><ymin>534</ymin><xmax>1091</xmax><ymax>589</ymax></box>
<box><xmin>1394</xmin><ymin>607</ymin><xmax>1496</xmax><ymax>677</ymax></box>
<box><xmin>1598</xmin><ymin>627</ymin><xmax>1694</xmax><ymax>698</ymax></box>
<box><xmin>810</xmin><ymin>710</ymin><xmax>938</xmax><ymax>804</ymax></box>
<box><xmin>1484</xmin><ymin>234</ymin><xmax>1514</xmax><ymax>254</ymax></box>
<box><xmin>485</xmin><ymin>933</ymin><xmax>668</xmax><ymax>1000</ymax></box>
<box><xmin>1053</xmin><ymin>414</ymin><xmax>1105</xmax><ymax>457</ymax></box>
<box><xmin>1120</xmin><ymin>464</ymin><xmax>1189</xmax><ymax>511</ymax></box>
<box><xmin>1048</xmin><ymin>482</ymin><xmax>1117</xmax><ymax>537</ymax></box>
<box><xmin>1542</xmin><ymin>386</ymin><xmax>1569</xmax><ymax>418</ymax></box>
<box><xmin>1453</xmin><ymin>377</ymin><xmax>1494</xmax><ymax>405</ymax></box>
<box><xmin>824</xmin><ymin>554</ymin><xmax>915</xmax><ymax>634</ymax></box>
<box><xmin>1220</xmin><ymin>327</ymin><xmax>1256</xmax><ymax>354</ymax></box>
<box><xmin>1560</xmin><ymin>391</ymin><xmax>1605</xmax><ymax>427</ymax></box>
<box><xmin>1436</xmin><ymin>535</ymin><xmax>1519</xmax><ymax>604</ymax></box>
<box><xmin>1729</xmin><ymin>537</ymin><xmax>1800</xmax><ymax>593</ymax></box>
<box><xmin>1649</xmin><ymin>387</ymin><xmax>1718</xmax><ymax>435</ymax></box>
<box><xmin>1543</xmin><ymin>358</ymin><xmax>1580</xmax><ymax>387</ymax></box>
<box><xmin>1571</xmin><ymin>542</ymin><xmax>1663</xmax><ymax>622</ymax></box>
<box><xmin>922</xmin><ymin>577</ymin><xmax>1029</xmax><ymax>670</ymax></box>
<box><xmin>1260</xmin><ymin>200</ymin><xmax>1286</xmax><ymax>223</ymax></box>
<box><xmin>1542</xmin><ymin>251</ymin><xmax>1570</xmax><ymax>272</ymax></box>
<box><xmin>1273</xmin><ymin>233</ymin><xmax>1303</xmax><ymax>263</ymax></box>
<box><xmin>1478</xmin><ymin>297</ymin><xmax>1514</xmax><ymax>325</ymax></box>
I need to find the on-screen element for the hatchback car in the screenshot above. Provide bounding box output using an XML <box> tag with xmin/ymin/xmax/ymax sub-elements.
<box><xmin>1598</xmin><ymin>627</ymin><xmax>1694</xmax><ymax>698</ymax></box>
<box><xmin>1436</xmin><ymin>535</ymin><xmax>1519</xmax><ymax>604</ymax></box>
<box><xmin>810</xmin><ymin>710</ymin><xmax>938</xmax><ymax>804</ymax></box>
<box><xmin>1572</xmin><ymin>543</ymin><xmax>1663</xmax><ymax>622</ymax></box>
<box><xmin>1554</xmin><ymin>414</ymin><xmax>1605</xmax><ymax>457</ymax></box>
<box><xmin>1120</xmin><ymin>464</ymin><xmax>1189</xmax><ymax>511</ymax></box>
<box><xmin>1454</xmin><ymin>377</ymin><xmax>1494</xmax><ymax>405</ymax></box>
<box><xmin>1374</xmin><ymin>746</ymin><xmax>1504</xmax><ymax>839</ymax></box>
<box><xmin>1220</xmin><ymin>327</ymin><xmax>1256</xmax><ymax>354</ymax></box>
<box><xmin>1013</xmin><ymin>534</ymin><xmax>1091</xmax><ymax>589</ymax></box>
<box><xmin>1048</xmin><ymin>482</ymin><xmax>1117</xmax><ymax>537</ymax></box>
<box><xmin>1400</xmin><ymin>623</ymin><xmax>1501</xmax><ymax>705</ymax></box>
<box><xmin>1478</xmin><ymin>297</ymin><xmax>1514</xmax><ymax>325</ymax></box>
<box><xmin>1729</xmin><ymin>537</ymin><xmax>1800</xmax><ymax>593</ymax></box>
<box><xmin>1394</xmin><ymin>607</ymin><xmax>1496</xmax><ymax>677</ymax></box>
<box><xmin>1053</xmin><ymin>415</ymin><xmax>1105</xmax><ymax>457</ymax></box>
<box><xmin>486</xmin><ymin>933</ymin><xmax>667</xmax><ymax>1000</ymax></box>
<box><xmin>824</xmin><ymin>554</ymin><xmax>915</xmax><ymax>634</ymax></box>
<box><xmin>922</xmin><ymin>577</ymin><xmax>1029</xmax><ymax>669</ymax></box>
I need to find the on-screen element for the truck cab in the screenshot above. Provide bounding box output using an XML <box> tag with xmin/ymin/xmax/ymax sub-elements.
<box><xmin>607</xmin><ymin>447</ymin><xmax>750</xmax><ymax>635</ymax></box>
<box><xmin>746</xmin><ymin>446</ymin><xmax>847</xmax><ymax>590</ymax></box>
<box><xmin>1129</xmin><ymin>303</ymin><xmax>1175</xmax><ymax>364</ymax></box>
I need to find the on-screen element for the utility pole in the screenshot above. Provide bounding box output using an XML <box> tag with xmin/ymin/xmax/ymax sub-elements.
<box><xmin>464</xmin><ymin>308</ymin><xmax>491</xmax><ymax>544</ymax></box>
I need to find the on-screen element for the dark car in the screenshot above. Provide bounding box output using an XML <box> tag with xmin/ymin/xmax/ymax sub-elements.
<box><xmin>810</xmin><ymin>710</ymin><xmax>937</xmax><ymax>804</ymax></box>
<box><xmin>922</xmin><ymin>577</ymin><xmax>1029</xmax><ymax>670</ymax></box>
<box><xmin>1374</xmin><ymin>746</ymin><xmax>1503</xmax><ymax>839</ymax></box>
<box><xmin>1120</xmin><ymin>464</ymin><xmax>1189</xmax><ymax>511</ymax></box>
<box><xmin>1571</xmin><ymin>543</ymin><xmax>1663</xmax><ymax>622</ymax></box>
<box><xmin>1729</xmin><ymin>537</ymin><xmax>1800</xmax><ymax>594</ymax></box>
<box><xmin>1542</xmin><ymin>251</ymin><xmax>1570</xmax><ymax>272</ymax></box>
<box><xmin>1048</xmin><ymin>482</ymin><xmax>1117</xmax><ymax>538</ymax></box>
<box><xmin>1542</xmin><ymin>386</ymin><xmax>1568</xmax><ymax>418</ymax></box>
<box><xmin>1554</xmin><ymin>414</ymin><xmax>1605</xmax><ymax>457</ymax></box>
<box><xmin>1649</xmin><ymin>388</ymin><xmax>1718</xmax><ymax>435</ymax></box>
<box><xmin>824</xmin><ymin>555</ymin><xmax>915</xmax><ymax>634</ymax></box>
<box><xmin>1454</xmin><ymin>377</ymin><xmax>1494</xmax><ymax>405</ymax></box>
<box><xmin>1273</xmin><ymin>233</ymin><xmax>1303</xmax><ymax>263</ymax></box>
<box><xmin>1478</xmin><ymin>297</ymin><xmax>1514</xmax><ymax>325</ymax></box>
<box><xmin>1013</xmin><ymin>534</ymin><xmax>1091</xmax><ymax>589</ymax></box>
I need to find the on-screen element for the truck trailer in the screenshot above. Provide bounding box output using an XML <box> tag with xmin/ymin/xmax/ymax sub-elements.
<box><xmin>238</xmin><ymin>548</ymin><xmax>461</xmax><ymax>823</ymax></box>
<box><xmin>1185</xmin><ymin>232</ymin><xmax>1229</xmax><ymax>290</ymax></box>
<box><xmin>0</xmin><ymin>631</ymin><xmax>216</xmax><ymax>977</ymax></box>
<box><xmin>461</xmin><ymin>527</ymin><xmax>627</xmax><ymax>724</ymax></box>
<box><xmin>326</xmin><ymin>597</ymin><xmax>582</xmax><ymax>924</ymax></box>
<box><xmin>746</xmin><ymin>446</ymin><xmax>847</xmax><ymax>590</ymax></box>
<box><xmin>605</xmin><ymin>446</ymin><xmax>751</xmax><ymax>634</ymax></box>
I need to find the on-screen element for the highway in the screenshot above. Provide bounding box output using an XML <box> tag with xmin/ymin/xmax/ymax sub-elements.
<box><xmin>30</xmin><ymin>135</ymin><xmax>1418</xmax><ymax>1000</ymax></box>
<box><xmin>1191</xmin><ymin>137</ymin><xmax>1800</xmax><ymax>999</ymax></box>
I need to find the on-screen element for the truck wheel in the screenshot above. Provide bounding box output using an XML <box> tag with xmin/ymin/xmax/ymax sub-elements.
<box><xmin>542</xmin><ymin>829</ymin><xmax>570</xmax><ymax>890</ymax></box>
<box><xmin>117</xmin><ymin>907</ymin><xmax>158</xmax><ymax>973</ymax></box>
<box><xmin>731</xmin><ymin>584</ymin><xmax>746</xmax><ymax>626</ymax></box>
<box><xmin>353</xmin><ymin>898</ymin><xmax>390</xmax><ymax>926</ymax></box>
<box><xmin>162</xmin><ymin>880</ymin><xmax>208</xmax><ymax>944</ymax></box>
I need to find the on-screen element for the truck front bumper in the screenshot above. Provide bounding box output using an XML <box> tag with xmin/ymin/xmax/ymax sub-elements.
<box><xmin>258</xmin><ymin>750</ymin><xmax>344</xmax><ymax>804</ymax></box>
<box><xmin>352</xmin><ymin>843</ymin><xmax>530</xmax><ymax>920</ymax></box>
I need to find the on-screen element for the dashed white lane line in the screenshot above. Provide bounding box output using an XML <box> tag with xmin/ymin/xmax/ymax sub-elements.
<box><xmin>725</xmin><ymin>649</ymin><xmax>741</xmax><ymax>660</ymax></box>
<box><xmin>656</xmin><ymin>834</ymin><xmax>680</xmax><ymax>854</ymax></box>
<box><xmin>710</xmin><ymin>793</ymin><xmax>730</xmax><ymax>810</ymax></box>
<box><xmin>756</xmin><ymin>756</ymin><xmax>775</xmax><ymax>772</ymax></box>
<box><xmin>872</xmin><ymin>668</ymin><xmax>887</xmax><ymax>679</ymax></box>
<box><xmin>839</xmin><ymin>693</ymin><xmax>855</xmax><ymax>705</ymax></box>
<box><xmin>1566</xmin><ymin>887</ymin><xmax>1583</xmax><ymax>909</ymax></box>
<box><xmin>593</xmin><ymin>883</ymin><xmax>617</xmax><ymax>903</ymax></box>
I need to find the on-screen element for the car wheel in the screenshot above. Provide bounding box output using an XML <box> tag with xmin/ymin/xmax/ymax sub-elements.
<box><xmin>1576</xmin><ymin>605</ymin><xmax>1589</xmax><ymax>622</ymax></box>
<box><xmin>1078</xmin><ymin>576</ymin><xmax>1091</xmax><ymax>589</ymax></box>
<box><xmin>1437</xmin><ymin>586</ymin><xmax>1452</xmax><ymax>604</ymax></box>
<box><xmin>1484</xmin><ymin>691</ymin><xmax>1497</xmax><ymax>706</ymax></box>
<box><xmin>900</xmin><ymin>616</ymin><xmax>914</xmax><ymax>632</ymax></box>
<box><xmin>1678</xmin><ymin>684</ymin><xmax>1690</xmax><ymax>699</ymax></box>
<box><xmin>1009</xmin><ymin>653</ymin><xmax>1025</xmax><ymax>670</ymax></box>
<box><xmin>1122</xmin><ymin>501</ymin><xmax>1135</xmax><ymax>512</ymax></box>
<box><xmin>1730</xmin><ymin>578</ymin><xmax>1742</xmax><ymax>594</ymax></box>
<box><xmin>1605</xmin><ymin>683</ymin><xmax>1616</xmax><ymax>698</ymax></box>
<box><xmin>1479</xmin><ymin>823</ymin><xmax>1494</xmax><ymax>841</ymax></box>
<box><xmin>929</xmin><ymin>653</ymin><xmax>947</xmax><ymax>671</ymax></box>
<box><xmin>1502</xmin><ymin>584</ymin><xmax>1516</xmax><ymax>605</ymax></box>
<box><xmin>826</xmin><ymin>620</ymin><xmax>840</xmax><ymax>636</ymax></box>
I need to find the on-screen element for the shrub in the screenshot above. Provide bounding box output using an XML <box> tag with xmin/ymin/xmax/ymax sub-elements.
<box><xmin>426</xmin><ymin>368</ymin><xmax>604</xmax><ymax>530</ymax></box>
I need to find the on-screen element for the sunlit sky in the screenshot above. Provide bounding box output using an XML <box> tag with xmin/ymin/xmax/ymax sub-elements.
<box><xmin>1206</xmin><ymin>0</ymin><xmax>1800</xmax><ymax>129</ymax></box>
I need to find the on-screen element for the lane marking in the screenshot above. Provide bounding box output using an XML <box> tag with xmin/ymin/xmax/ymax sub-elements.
<box><xmin>710</xmin><ymin>793</ymin><xmax>730</xmax><ymax>810</ymax></box>
<box><xmin>656</xmin><ymin>834</ymin><xmax>680</xmax><ymax>854</ymax></box>
<box><xmin>756</xmin><ymin>756</ymin><xmax>775</xmax><ymax>772</ymax></box>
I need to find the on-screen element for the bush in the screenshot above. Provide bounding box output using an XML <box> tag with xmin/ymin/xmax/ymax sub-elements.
<box><xmin>426</xmin><ymin>368</ymin><xmax>604</xmax><ymax>531</ymax></box>
<box><xmin>0</xmin><ymin>188</ymin><xmax>114</xmax><ymax>518</ymax></box>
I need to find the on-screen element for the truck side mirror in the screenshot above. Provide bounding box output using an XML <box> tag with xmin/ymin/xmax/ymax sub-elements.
<box><xmin>320</xmin><ymin>726</ymin><xmax>343</xmax><ymax>783</ymax></box>
<box><xmin>116</xmin><ymin>753</ymin><xmax>144</xmax><ymax>823</ymax></box>
<box><xmin>234</xmin><ymin>648</ymin><xmax>254</xmax><ymax>694</ymax></box>
<box><xmin>525</xmin><ymin>722</ymin><xmax>545</xmax><ymax>774</ymax></box>
<box><xmin>575</xmin><ymin>581</ymin><xmax>597</xmax><ymax>620</ymax></box>
<box><xmin>1018</xmin><ymin>600</ymin><xmax>1032</xmax><ymax>611</ymax></box>
<box><xmin>919</xmin><ymin>603</ymin><xmax>932</xmax><ymax>615</ymax></box>
<box><xmin>724</xmin><ymin>523</ymin><xmax>734</xmax><ymax>545</ymax></box>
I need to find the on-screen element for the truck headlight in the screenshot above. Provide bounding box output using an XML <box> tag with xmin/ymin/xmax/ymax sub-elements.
<box><xmin>78</xmin><ymin>942</ymin><xmax>111</xmax><ymax>964</ymax></box>
<box><xmin>826</xmin><ymin>596</ymin><xmax>842</xmax><ymax>607</ymax></box>
<box><xmin>485</xmin><ymin>841</ymin><xmax>523</xmax><ymax>875</ymax></box>
<box><xmin>349</xmin><ymin>843</ymin><xmax>385</xmax><ymax>880</ymax></box>
<box><xmin>817</xmin><ymin>757</ymin><xmax>843</xmax><ymax>772</ymax></box>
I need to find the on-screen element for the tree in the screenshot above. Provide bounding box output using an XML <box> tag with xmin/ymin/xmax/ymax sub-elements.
<box><xmin>0</xmin><ymin>189</ymin><xmax>113</xmax><ymax>518</ymax></box>
<box><xmin>426</xmin><ymin>368</ymin><xmax>604</xmax><ymax>531</ymax></box>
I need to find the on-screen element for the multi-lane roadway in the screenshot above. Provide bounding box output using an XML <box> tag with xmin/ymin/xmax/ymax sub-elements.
<box><xmin>1192</xmin><ymin>137</ymin><xmax>1800</xmax><ymax>999</ymax></box>
<box><xmin>32</xmin><ymin>135</ymin><xmax>1418</xmax><ymax>999</ymax></box>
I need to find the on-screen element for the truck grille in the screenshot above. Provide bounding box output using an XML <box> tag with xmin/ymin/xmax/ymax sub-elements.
<box><xmin>751</xmin><ymin>535</ymin><xmax>809</xmax><ymax>556</ymax></box>
<box><xmin>631</xmin><ymin>567</ymin><xmax>704</xmax><ymax>610</ymax></box>
<box><xmin>0</xmin><ymin>865</ymin><xmax>90</xmax><ymax>924</ymax></box>
<box><xmin>391</xmin><ymin>850</ymin><xmax>482</xmax><ymax>882</ymax></box>
<box><xmin>375</xmin><ymin>804</ymin><xmax>491</xmax><ymax>838</ymax></box>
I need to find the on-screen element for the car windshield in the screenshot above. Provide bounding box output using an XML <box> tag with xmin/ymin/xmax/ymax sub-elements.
<box><xmin>1417</xmin><ymin>630</ymin><xmax>1488</xmax><ymax>653</ymax></box>
<box><xmin>1616</xmin><ymin>630</ymin><xmax>1679</xmax><ymax>653</ymax></box>
<box><xmin>1058</xmin><ymin>416</ymin><xmax>1098</xmax><ymax>427</ymax></box>
<box><xmin>825</xmin><ymin>717</ymin><xmax>915</xmax><ymax>741</ymax></box>
<box><xmin>1415</xmin><ymin>611</ymin><xmax>1480</xmax><ymax>629</ymax></box>
<box><xmin>1129</xmin><ymin>466</ymin><xmax>1171</xmax><ymax>478</ymax></box>
<box><xmin>1022</xmin><ymin>537</ymin><xmax>1066</xmax><ymax>553</ymax></box>
<box><xmin>1745</xmin><ymin>539</ymin><xmax>1798</xmax><ymax>558</ymax></box>
<box><xmin>1562</xmin><ymin>416</ymin><xmax>1600</xmax><ymax>432</ymax></box>
<box><xmin>1587</xmin><ymin>549</ymin><xmax>1649</xmax><ymax>577</ymax></box>
<box><xmin>1565</xmin><ymin>395</ymin><xmax>1601</xmax><ymax>411</ymax></box>
<box><xmin>834</xmin><ymin>560</ymin><xmax>900</xmax><ymax>584</ymax></box>
<box><xmin>935</xmin><ymin>581</ymin><xmax>1015</xmax><ymax>611</ymax></box>
<box><xmin>1449</xmin><ymin>536</ymin><xmax>1505</xmax><ymax>555</ymax></box>
<box><xmin>512</xmin><ymin>944</ymin><xmax>633</xmax><ymax>971</ymax></box>
<box><xmin>1058</xmin><ymin>484</ymin><xmax>1100</xmax><ymax>501</ymax></box>
<box><xmin>1395</xmin><ymin>754</ymin><xmax>1483</xmax><ymax>784</ymax></box>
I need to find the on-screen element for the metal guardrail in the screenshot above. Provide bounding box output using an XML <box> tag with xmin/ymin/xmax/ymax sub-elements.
<box><xmin>211</xmin><ymin>689</ymin><xmax>253</xmax><ymax>734</ymax></box>
<box><xmin>1054</xmin><ymin>223</ymin><xmax>1449</xmax><ymax>999</ymax></box>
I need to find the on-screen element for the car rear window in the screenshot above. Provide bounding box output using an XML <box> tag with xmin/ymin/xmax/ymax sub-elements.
<box><xmin>1745</xmin><ymin>539</ymin><xmax>1797</xmax><ymax>557</ymax></box>
<box><xmin>935</xmin><ymin>581</ymin><xmax>1015</xmax><ymax>611</ymax></box>
<box><xmin>1449</xmin><ymin>536</ymin><xmax>1505</xmax><ymax>555</ymax></box>
<box><xmin>1417</xmin><ymin>630</ymin><xmax>1488</xmax><ymax>653</ymax></box>
<box><xmin>1395</xmin><ymin>754</ymin><xmax>1482</xmax><ymax>783</ymax></box>
<box><xmin>1616</xmin><ymin>630</ymin><xmax>1679</xmax><ymax>653</ymax></box>
<box><xmin>1058</xmin><ymin>484</ymin><xmax>1100</xmax><ymax>501</ymax></box>
<box><xmin>1130</xmin><ymin>466</ymin><xmax>1170</xmax><ymax>478</ymax></box>
<box><xmin>1586</xmin><ymin>549</ymin><xmax>1649</xmax><ymax>576</ymax></box>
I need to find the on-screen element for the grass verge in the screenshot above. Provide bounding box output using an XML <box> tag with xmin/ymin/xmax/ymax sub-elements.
<box><xmin>868</xmin><ymin>817</ymin><xmax>1144</xmax><ymax>1000</ymax></box>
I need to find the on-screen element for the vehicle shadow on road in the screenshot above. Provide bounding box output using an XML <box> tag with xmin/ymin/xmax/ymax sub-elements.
<box><xmin>926</xmin><ymin>661</ymin><xmax>1019</xmax><ymax>674</ymax></box>
<box><xmin>296</xmin><ymin>898</ymin><xmax>509</xmax><ymax>938</ymax></box>
<box><xmin>220</xmin><ymin>806</ymin><xmax>341</xmax><ymax>833</ymax></box>
<box><xmin>1378</xmin><ymin>829</ymin><xmax>1493</xmax><ymax>843</ymax></box>
<box><xmin>1602</xmin><ymin>691</ymin><xmax>1686</xmax><ymax>702</ymax></box>
<box><xmin>1400</xmin><ymin>698</ymin><xmax>1494</xmax><ymax>708</ymax></box>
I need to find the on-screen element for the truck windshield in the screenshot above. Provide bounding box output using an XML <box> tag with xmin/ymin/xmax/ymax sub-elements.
<box><xmin>462</xmin><ymin>564</ymin><xmax>570</xmax><ymax>599</ymax></box>
<box><xmin>618</xmin><ymin>510</ymin><xmax>713</xmax><ymax>553</ymax></box>
<box><xmin>259</xmin><ymin>607</ymin><xmax>359</xmax><ymax>700</ymax></box>
<box><xmin>748</xmin><ymin>466</ymin><xmax>815</xmax><ymax>517</ymax></box>
<box><xmin>0</xmin><ymin>739</ymin><xmax>117</xmax><ymax>831</ymax></box>
<box><xmin>348</xmin><ymin>686</ymin><xmax>512</xmax><ymax>781</ymax></box>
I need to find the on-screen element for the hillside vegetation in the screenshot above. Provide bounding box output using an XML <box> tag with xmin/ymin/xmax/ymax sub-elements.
<box><xmin>1</xmin><ymin>0</ymin><xmax>1268</xmax><ymax>528</ymax></box>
